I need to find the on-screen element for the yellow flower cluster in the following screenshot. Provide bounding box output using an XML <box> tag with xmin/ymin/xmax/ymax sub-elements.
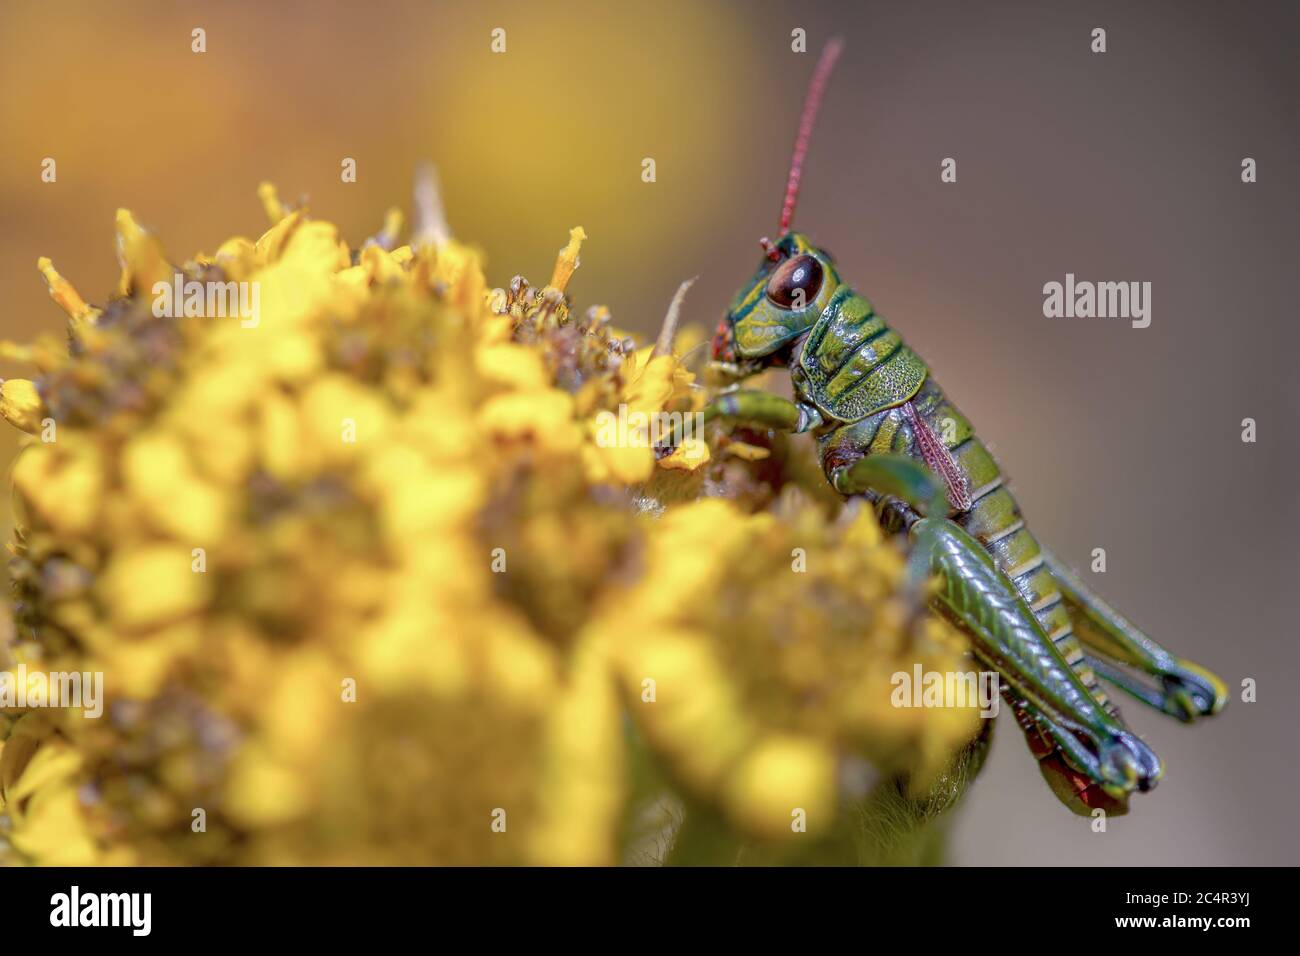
<box><xmin>0</xmin><ymin>187</ymin><xmax>980</xmax><ymax>865</ymax></box>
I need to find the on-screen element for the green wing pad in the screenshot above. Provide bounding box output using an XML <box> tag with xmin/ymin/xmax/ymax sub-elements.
<box><xmin>796</xmin><ymin>287</ymin><xmax>928</xmax><ymax>423</ymax></box>
<box><xmin>798</xmin><ymin>342</ymin><xmax>927</xmax><ymax>423</ymax></box>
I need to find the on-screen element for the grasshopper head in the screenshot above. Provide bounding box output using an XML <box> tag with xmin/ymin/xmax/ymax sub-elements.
<box><xmin>708</xmin><ymin>232</ymin><xmax>841</xmax><ymax>384</ymax></box>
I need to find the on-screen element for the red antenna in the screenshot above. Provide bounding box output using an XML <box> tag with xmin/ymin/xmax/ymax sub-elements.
<box><xmin>778</xmin><ymin>37</ymin><xmax>845</xmax><ymax>235</ymax></box>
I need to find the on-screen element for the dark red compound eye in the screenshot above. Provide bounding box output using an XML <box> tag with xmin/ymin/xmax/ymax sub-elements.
<box><xmin>765</xmin><ymin>254</ymin><xmax>823</xmax><ymax>309</ymax></box>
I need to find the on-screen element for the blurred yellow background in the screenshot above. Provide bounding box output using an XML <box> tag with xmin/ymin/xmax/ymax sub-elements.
<box><xmin>0</xmin><ymin>0</ymin><xmax>779</xmax><ymax>499</ymax></box>
<box><xmin>0</xmin><ymin>0</ymin><xmax>762</xmax><ymax>330</ymax></box>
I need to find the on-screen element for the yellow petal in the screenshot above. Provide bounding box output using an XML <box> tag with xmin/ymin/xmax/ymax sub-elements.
<box><xmin>225</xmin><ymin>745</ymin><xmax>310</xmax><ymax>827</ymax></box>
<box><xmin>36</xmin><ymin>257</ymin><xmax>94</xmax><ymax>322</ymax></box>
<box><xmin>548</xmin><ymin>226</ymin><xmax>586</xmax><ymax>293</ymax></box>
<box><xmin>624</xmin><ymin>353</ymin><xmax>676</xmax><ymax>412</ymax></box>
<box><xmin>659</xmin><ymin>436</ymin><xmax>711</xmax><ymax>470</ymax></box>
<box><xmin>301</xmin><ymin>373</ymin><xmax>392</xmax><ymax>462</ymax></box>
<box><xmin>254</xmin><ymin>209</ymin><xmax>306</xmax><ymax>263</ymax></box>
<box><xmin>212</xmin><ymin>237</ymin><xmax>259</xmax><ymax>279</ymax></box>
<box><xmin>479</xmin><ymin>390</ymin><xmax>582</xmax><ymax>454</ymax></box>
<box><xmin>5</xmin><ymin>738</ymin><xmax>82</xmax><ymax>804</ymax></box>
<box><xmin>374</xmin><ymin>207</ymin><xmax>403</xmax><ymax>248</ymax></box>
<box><xmin>114</xmin><ymin>208</ymin><xmax>172</xmax><ymax>297</ymax></box>
<box><xmin>97</xmin><ymin>545</ymin><xmax>212</xmax><ymax>632</ymax></box>
<box><xmin>424</xmin><ymin>239</ymin><xmax>488</xmax><ymax>315</ymax></box>
<box><xmin>474</xmin><ymin>344</ymin><xmax>550</xmax><ymax>390</ymax></box>
<box><xmin>723</xmin><ymin>736</ymin><xmax>837</xmax><ymax>839</ymax></box>
<box><xmin>616</xmin><ymin>629</ymin><xmax>754</xmax><ymax>790</ymax></box>
<box><xmin>722</xmin><ymin>440</ymin><xmax>769</xmax><ymax>461</ymax></box>
<box><xmin>527</xmin><ymin>639</ymin><xmax>623</xmax><ymax>865</ymax></box>
<box><xmin>257</xmin><ymin>181</ymin><xmax>286</xmax><ymax>224</ymax></box>
<box><xmin>122</xmin><ymin>431</ymin><xmax>230</xmax><ymax>541</ymax></box>
<box><xmin>0</xmin><ymin>378</ymin><xmax>45</xmax><ymax>434</ymax></box>
<box><xmin>10</xmin><ymin>781</ymin><xmax>99</xmax><ymax>864</ymax></box>
<box><xmin>11</xmin><ymin>441</ymin><xmax>103</xmax><ymax>536</ymax></box>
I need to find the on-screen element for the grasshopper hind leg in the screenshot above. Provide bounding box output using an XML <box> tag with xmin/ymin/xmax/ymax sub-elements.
<box><xmin>1041</xmin><ymin>551</ymin><xmax>1228</xmax><ymax>722</ymax></box>
<box><xmin>907</xmin><ymin>514</ymin><xmax>1164</xmax><ymax>802</ymax></box>
<box><xmin>832</xmin><ymin>454</ymin><xmax>1165</xmax><ymax>807</ymax></box>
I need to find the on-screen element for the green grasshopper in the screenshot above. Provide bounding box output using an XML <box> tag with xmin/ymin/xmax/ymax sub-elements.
<box><xmin>698</xmin><ymin>39</ymin><xmax>1226</xmax><ymax>816</ymax></box>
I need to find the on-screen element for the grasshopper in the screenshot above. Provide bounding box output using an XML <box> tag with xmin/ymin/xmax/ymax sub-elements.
<box><xmin>696</xmin><ymin>40</ymin><xmax>1226</xmax><ymax>816</ymax></box>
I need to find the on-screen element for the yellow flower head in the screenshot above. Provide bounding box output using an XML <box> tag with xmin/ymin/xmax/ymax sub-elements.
<box><xmin>1</xmin><ymin>186</ymin><xmax>978</xmax><ymax>866</ymax></box>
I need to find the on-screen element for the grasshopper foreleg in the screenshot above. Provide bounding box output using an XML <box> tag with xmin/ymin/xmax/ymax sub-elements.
<box><xmin>656</xmin><ymin>390</ymin><xmax>819</xmax><ymax>457</ymax></box>
<box><xmin>701</xmin><ymin>389</ymin><xmax>821</xmax><ymax>433</ymax></box>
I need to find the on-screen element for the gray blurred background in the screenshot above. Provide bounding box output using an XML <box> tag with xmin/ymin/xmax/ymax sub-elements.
<box><xmin>2</xmin><ymin>0</ymin><xmax>1297</xmax><ymax>864</ymax></box>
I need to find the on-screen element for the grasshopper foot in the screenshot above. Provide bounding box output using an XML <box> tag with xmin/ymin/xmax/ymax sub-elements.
<box><xmin>1096</xmin><ymin>730</ymin><xmax>1163</xmax><ymax>796</ymax></box>
<box><xmin>1017</xmin><ymin>708</ymin><xmax>1161</xmax><ymax>816</ymax></box>
<box><xmin>1162</xmin><ymin>661</ymin><xmax>1227</xmax><ymax>722</ymax></box>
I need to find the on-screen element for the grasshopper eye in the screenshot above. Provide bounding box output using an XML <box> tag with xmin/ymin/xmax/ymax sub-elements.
<box><xmin>765</xmin><ymin>254</ymin><xmax>823</xmax><ymax>309</ymax></box>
